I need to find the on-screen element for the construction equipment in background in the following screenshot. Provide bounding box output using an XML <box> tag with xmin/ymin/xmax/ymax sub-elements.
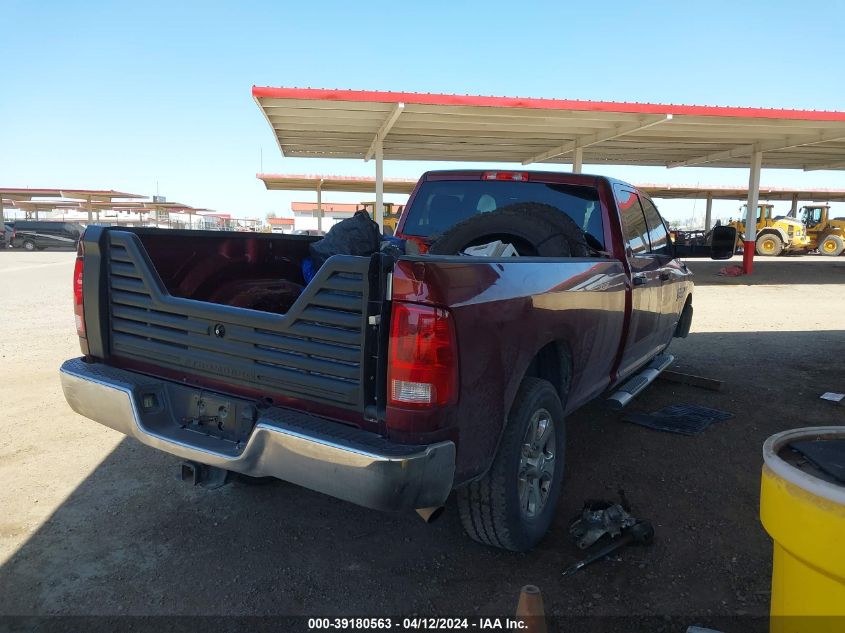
<box><xmin>728</xmin><ymin>203</ymin><xmax>810</xmax><ymax>256</ymax></box>
<box><xmin>793</xmin><ymin>205</ymin><xmax>845</xmax><ymax>256</ymax></box>
<box><xmin>360</xmin><ymin>201</ymin><xmax>403</xmax><ymax>235</ymax></box>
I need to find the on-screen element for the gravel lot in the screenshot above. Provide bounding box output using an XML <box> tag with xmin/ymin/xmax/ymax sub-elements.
<box><xmin>1</xmin><ymin>250</ymin><xmax>843</xmax><ymax>631</ymax></box>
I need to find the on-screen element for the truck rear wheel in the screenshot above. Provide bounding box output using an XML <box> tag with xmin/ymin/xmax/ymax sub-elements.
<box><xmin>820</xmin><ymin>234</ymin><xmax>844</xmax><ymax>256</ymax></box>
<box><xmin>457</xmin><ymin>377</ymin><xmax>566</xmax><ymax>551</ymax></box>
<box><xmin>756</xmin><ymin>234</ymin><xmax>783</xmax><ymax>256</ymax></box>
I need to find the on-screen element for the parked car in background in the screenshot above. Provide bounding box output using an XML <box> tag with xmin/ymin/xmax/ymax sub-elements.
<box><xmin>8</xmin><ymin>221</ymin><xmax>85</xmax><ymax>250</ymax></box>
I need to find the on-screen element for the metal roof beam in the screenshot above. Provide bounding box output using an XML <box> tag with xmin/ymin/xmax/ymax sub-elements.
<box><xmin>804</xmin><ymin>159</ymin><xmax>845</xmax><ymax>171</ymax></box>
<box><xmin>522</xmin><ymin>114</ymin><xmax>673</xmax><ymax>165</ymax></box>
<box><xmin>668</xmin><ymin>130</ymin><xmax>845</xmax><ymax>168</ymax></box>
<box><xmin>364</xmin><ymin>102</ymin><xmax>404</xmax><ymax>161</ymax></box>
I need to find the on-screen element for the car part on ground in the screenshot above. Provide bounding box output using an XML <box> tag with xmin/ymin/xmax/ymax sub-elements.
<box><xmin>428</xmin><ymin>203</ymin><xmax>588</xmax><ymax>257</ymax></box>
<box><xmin>622</xmin><ymin>404</ymin><xmax>734</xmax><ymax>436</ymax></box>
<box><xmin>562</xmin><ymin>518</ymin><xmax>655</xmax><ymax>577</ymax></box>
<box><xmin>569</xmin><ymin>501</ymin><xmax>638</xmax><ymax>549</ymax></box>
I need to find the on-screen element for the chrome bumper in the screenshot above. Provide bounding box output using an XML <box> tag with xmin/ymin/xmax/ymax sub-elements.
<box><xmin>59</xmin><ymin>358</ymin><xmax>455</xmax><ymax>511</ymax></box>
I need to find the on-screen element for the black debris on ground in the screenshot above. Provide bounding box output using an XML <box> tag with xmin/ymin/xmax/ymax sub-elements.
<box><xmin>623</xmin><ymin>404</ymin><xmax>734</xmax><ymax>436</ymax></box>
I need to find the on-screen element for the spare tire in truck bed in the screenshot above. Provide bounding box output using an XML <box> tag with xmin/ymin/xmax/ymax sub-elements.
<box><xmin>427</xmin><ymin>203</ymin><xmax>589</xmax><ymax>257</ymax></box>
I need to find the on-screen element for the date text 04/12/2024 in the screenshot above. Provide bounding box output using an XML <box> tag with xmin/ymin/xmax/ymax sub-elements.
<box><xmin>307</xmin><ymin>618</ymin><xmax>529</xmax><ymax>630</ymax></box>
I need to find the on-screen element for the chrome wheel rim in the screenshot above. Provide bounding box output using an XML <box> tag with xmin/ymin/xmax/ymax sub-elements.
<box><xmin>518</xmin><ymin>408</ymin><xmax>556</xmax><ymax>519</ymax></box>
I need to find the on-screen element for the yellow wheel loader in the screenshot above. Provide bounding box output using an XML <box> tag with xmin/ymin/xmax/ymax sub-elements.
<box><xmin>795</xmin><ymin>205</ymin><xmax>845</xmax><ymax>256</ymax></box>
<box><xmin>728</xmin><ymin>204</ymin><xmax>810</xmax><ymax>256</ymax></box>
<box><xmin>361</xmin><ymin>202</ymin><xmax>403</xmax><ymax>236</ymax></box>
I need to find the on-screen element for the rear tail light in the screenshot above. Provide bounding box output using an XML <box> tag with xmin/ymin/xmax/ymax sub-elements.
<box><xmin>388</xmin><ymin>302</ymin><xmax>457</xmax><ymax>408</ymax></box>
<box><xmin>482</xmin><ymin>171</ymin><xmax>529</xmax><ymax>182</ymax></box>
<box><xmin>73</xmin><ymin>246</ymin><xmax>85</xmax><ymax>338</ymax></box>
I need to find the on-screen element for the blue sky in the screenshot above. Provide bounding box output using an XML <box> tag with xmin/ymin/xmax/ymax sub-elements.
<box><xmin>2</xmin><ymin>0</ymin><xmax>845</xmax><ymax>223</ymax></box>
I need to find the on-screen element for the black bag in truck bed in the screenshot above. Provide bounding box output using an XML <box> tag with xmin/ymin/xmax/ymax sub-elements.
<box><xmin>101</xmin><ymin>230</ymin><xmax>385</xmax><ymax>412</ymax></box>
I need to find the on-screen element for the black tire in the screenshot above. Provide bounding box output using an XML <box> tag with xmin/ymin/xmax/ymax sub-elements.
<box><xmin>428</xmin><ymin>203</ymin><xmax>588</xmax><ymax>257</ymax></box>
<box><xmin>820</xmin><ymin>234</ymin><xmax>845</xmax><ymax>256</ymax></box>
<box><xmin>756</xmin><ymin>233</ymin><xmax>783</xmax><ymax>256</ymax></box>
<box><xmin>22</xmin><ymin>240</ymin><xmax>36</xmax><ymax>252</ymax></box>
<box><xmin>457</xmin><ymin>377</ymin><xmax>566</xmax><ymax>551</ymax></box>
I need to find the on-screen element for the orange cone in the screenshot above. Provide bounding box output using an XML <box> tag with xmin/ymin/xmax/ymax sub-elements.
<box><xmin>515</xmin><ymin>585</ymin><xmax>547</xmax><ymax>633</ymax></box>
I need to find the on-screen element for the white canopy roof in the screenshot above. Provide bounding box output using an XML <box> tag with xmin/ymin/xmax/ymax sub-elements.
<box><xmin>253</xmin><ymin>87</ymin><xmax>845</xmax><ymax>170</ymax></box>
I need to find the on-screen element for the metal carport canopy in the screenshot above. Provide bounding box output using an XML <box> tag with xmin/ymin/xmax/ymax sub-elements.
<box><xmin>0</xmin><ymin>188</ymin><xmax>145</xmax><ymax>224</ymax></box>
<box><xmin>258</xmin><ymin>173</ymin><xmax>417</xmax><ymax>194</ymax></box>
<box><xmin>252</xmin><ymin>86</ymin><xmax>845</xmax><ymax>169</ymax></box>
<box><xmin>258</xmin><ymin>173</ymin><xmax>845</xmax><ymax>202</ymax></box>
<box><xmin>253</xmin><ymin>86</ymin><xmax>845</xmax><ymax>272</ymax></box>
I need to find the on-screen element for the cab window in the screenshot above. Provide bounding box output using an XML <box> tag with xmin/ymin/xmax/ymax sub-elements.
<box><xmin>613</xmin><ymin>185</ymin><xmax>649</xmax><ymax>255</ymax></box>
<box><xmin>639</xmin><ymin>196</ymin><xmax>671</xmax><ymax>255</ymax></box>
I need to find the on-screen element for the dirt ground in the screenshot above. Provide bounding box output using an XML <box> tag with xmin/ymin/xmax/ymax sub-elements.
<box><xmin>0</xmin><ymin>250</ymin><xmax>843</xmax><ymax>632</ymax></box>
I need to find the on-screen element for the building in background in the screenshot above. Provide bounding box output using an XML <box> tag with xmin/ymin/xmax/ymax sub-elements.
<box><xmin>267</xmin><ymin>217</ymin><xmax>295</xmax><ymax>234</ymax></box>
<box><xmin>291</xmin><ymin>202</ymin><xmax>362</xmax><ymax>232</ymax></box>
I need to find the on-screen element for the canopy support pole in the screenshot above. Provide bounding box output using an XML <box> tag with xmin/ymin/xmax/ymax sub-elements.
<box><xmin>791</xmin><ymin>193</ymin><xmax>799</xmax><ymax>216</ymax></box>
<box><xmin>572</xmin><ymin>147</ymin><xmax>583</xmax><ymax>174</ymax></box>
<box><xmin>86</xmin><ymin>197</ymin><xmax>93</xmax><ymax>224</ymax></box>
<box><xmin>317</xmin><ymin>180</ymin><xmax>323</xmax><ymax>233</ymax></box>
<box><xmin>704</xmin><ymin>193</ymin><xmax>713</xmax><ymax>231</ymax></box>
<box><xmin>375</xmin><ymin>140</ymin><xmax>384</xmax><ymax>231</ymax></box>
<box><xmin>743</xmin><ymin>149</ymin><xmax>763</xmax><ymax>274</ymax></box>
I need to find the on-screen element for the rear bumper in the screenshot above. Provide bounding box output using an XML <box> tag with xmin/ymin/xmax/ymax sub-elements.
<box><xmin>59</xmin><ymin>358</ymin><xmax>455</xmax><ymax>511</ymax></box>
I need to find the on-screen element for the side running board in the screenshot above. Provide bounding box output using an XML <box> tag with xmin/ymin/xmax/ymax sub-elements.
<box><xmin>607</xmin><ymin>354</ymin><xmax>674</xmax><ymax>410</ymax></box>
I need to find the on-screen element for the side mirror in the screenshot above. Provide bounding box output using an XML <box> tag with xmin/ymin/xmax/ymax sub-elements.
<box><xmin>710</xmin><ymin>225</ymin><xmax>737</xmax><ymax>260</ymax></box>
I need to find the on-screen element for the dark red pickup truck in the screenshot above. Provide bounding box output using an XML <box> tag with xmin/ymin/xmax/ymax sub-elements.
<box><xmin>60</xmin><ymin>170</ymin><xmax>732</xmax><ymax>551</ymax></box>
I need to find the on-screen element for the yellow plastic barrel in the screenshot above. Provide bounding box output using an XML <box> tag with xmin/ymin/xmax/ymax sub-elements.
<box><xmin>760</xmin><ymin>426</ymin><xmax>845</xmax><ymax>633</ymax></box>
